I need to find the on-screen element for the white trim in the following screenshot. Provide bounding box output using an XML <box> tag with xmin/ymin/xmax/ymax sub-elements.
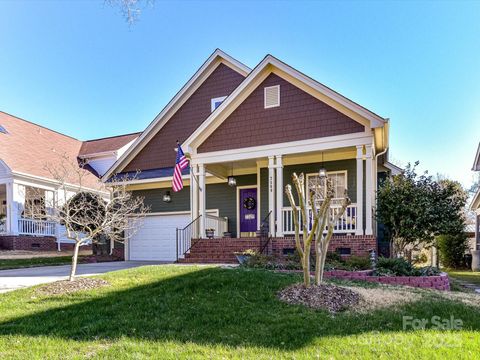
<box><xmin>78</xmin><ymin>150</ymin><xmax>117</xmax><ymax>159</ymax></box>
<box><xmin>471</xmin><ymin>188</ymin><xmax>480</xmax><ymax>211</ymax></box>
<box><xmin>383</xmin><ymin>161</ymin><xmax>403</xmax><ymax>176</ymax></box>
<box><xmin>268</xmin><ymin>156</ymin><xmax>276</xmax><ymax>236</ymax></box>
<box><xmin>264</xmin><ymin>85</ymin><xmax>280</xmax><ymax>109</ymax></box>
<box><xmin>365</xmin><ymin>144</ymin><xmax>373</xmax><ymax>235</ymax></box>
<box><xmin>191</xmin><ymin>132</ymin><xmax>373</xmax><ymax>165</ymax></box>
<box><xmin>236</xmin><ymin>184</ymin><xmax>259</xmax><ymax>238</ymax></box>
<box><xmin>356</xmin><ymin>145</ymin><xmax>364</xmax><ymax>235</ymax></box>
<box><xmin>211</xmin><ymin>96</ymin><xmax>227</xmax><ymax>112</ymax></box>
<box><xmin>473</xmin><ymin>143</ymin><xmax>480</xmax><ymax>171</ymax></box>
<box><xmin>275</xmin><ymin>155</ymin><xmax>283</xmax><ymax>236</ymax></box>
<box><xmin>184</xmin><ymin>54</ymin><xmax>386</xmax><ymax>151</ymax></box>
<box><xmin>102</xmin><ymin>49</ymin><xmax>251</xmax><ymax>181</ymax></box>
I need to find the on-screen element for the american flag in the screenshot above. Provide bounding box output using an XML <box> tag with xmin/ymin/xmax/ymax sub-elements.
<box><xmin>172</xmin><ymin>143</ymin><xmax>189</xmax><ymax>192</ymax></box>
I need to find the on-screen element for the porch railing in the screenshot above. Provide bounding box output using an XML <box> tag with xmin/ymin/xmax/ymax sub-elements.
<box><xmin>176</xmin><ymin>214</ymin><xmax>229</xmax><ymax>261</ymax></box>
<box><xmin>0</xmin><ymin>222</ymin><xmax>6</xmax><ymax>234</ymax></box>
<box><xmin>18</xmin><ymin>218</ymin><xmax>56</xmax><ymax>237</ymax></box>
<box><xmin>205</xmin><ymin>214</ymin><xmax>228</xmax><ymax>238</ymax></box>
<box><xmin>282</xmin><ymin>203</ymin><xmax>357</xmax><ymax>235</ymax></box>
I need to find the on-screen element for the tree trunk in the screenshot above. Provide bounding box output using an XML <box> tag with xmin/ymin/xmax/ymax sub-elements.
<box><xmin>303</xmin><ymin>244</ymin><xmax>311</xmax><ymax>287</ymax></box>
<box><xmin>69</xmin><ymin>242</ymin><xmax>81</xmax><ymax>281</ymax></box>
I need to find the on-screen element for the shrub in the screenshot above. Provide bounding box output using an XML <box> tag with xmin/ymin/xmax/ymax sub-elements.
<box><xmin>374</xmin><ymin>257</ymin><xmax>419</xmax><ymax>276</ymax></box>
<box><xmin>418</xmin><ymin>266</ymin><xmax>441</xmax><ymax>276</ymax></box>
<box><xmin>344</xmin><ymin>256</ymin><xmax>371</xmax><ymax>270</ymax></box>
<box><xmin>436</xmin><ymin>234</ymin><xmax>468</xmax><ymax>269</ymax></box>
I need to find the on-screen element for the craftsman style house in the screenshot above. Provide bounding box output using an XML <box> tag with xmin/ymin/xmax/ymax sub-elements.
<box><xmin>0</xmin><ymin>111</ymin><xmax>139</xmax><ymax>251</ymax></box>
<box><xmin>104</xmin><ymin>49</ymin><xmax>397</xmax><ymax>263</ymax></box>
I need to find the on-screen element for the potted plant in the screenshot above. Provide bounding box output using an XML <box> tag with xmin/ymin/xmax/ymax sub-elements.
<box><xmin>234</xmin><ymin>248</ymin><xmax>257</xmax><ymax>264</ymax></box>
<box><xmin>205</xmin><ymin>228</ymin><xmax>215</xmax><ymax>239</ymax></box>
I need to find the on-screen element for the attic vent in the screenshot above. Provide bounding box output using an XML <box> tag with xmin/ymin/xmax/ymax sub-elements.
<box><xmin>264</xmin><ymin>85</ymin><xmax>280</xmax><ymax>109</ymax></box>
<box><xmin>0</xmin><ymin>125</ymin><xmax>7</xmax><ymax>134</ymax></box>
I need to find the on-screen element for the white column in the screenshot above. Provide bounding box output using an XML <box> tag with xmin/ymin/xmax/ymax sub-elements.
<box><xmin>190</xmin><ymin>164</ymin><xmax>200</xmax><ymax>238</ymax></box>
<box><xmin>476</xmin><ymin>212</ymin><xmax>480</xmax><ymax>251</ymax></box>
<box><xmin>198</xmin><ymin>163</ymin><xmax>206</xmax><ymax>238</ymax></box>
<box><xmin>268</xmin><ymin>156</ymin><xmax>276</xmax><ymax>237</ymax></box>
<box><xmin>275</xmin><ymin>155</ymin><xmax>283</xmax><ymax>237</ymax></box>
<box><xmin>5</xmin><ymin>182</ymin><xmax>14</xmax><ymax>234</ymax></box>
<box><xmin>365</xmin><ymin>144</ymin><xmax>373</xmax><ymax>236</ymax></box>
<box><xmin>355</xmin><ymin>146</ymin><xmax>364</xmax><ymax>235</ymax></box>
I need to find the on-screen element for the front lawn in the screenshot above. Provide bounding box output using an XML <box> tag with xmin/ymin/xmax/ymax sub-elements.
<box><xmin>447</xmin><ymin>270</ymin><xmax>480</xmax><ymax>287</ymax></box>
<box><xmin>0</xmin><ymin>265</ymin><xmax>479</xmax><ymax>359</ymax></box>
<box><xmin>0</xmin><ymin>256</ymin><xmax>88</xmax><ymax>270</ymax></box>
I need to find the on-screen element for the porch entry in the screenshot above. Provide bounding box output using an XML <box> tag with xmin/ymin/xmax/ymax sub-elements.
<box><xmin>238</xmin><ymin>187</ymin><xmax>257</xmax><ymax>237</ymax></box>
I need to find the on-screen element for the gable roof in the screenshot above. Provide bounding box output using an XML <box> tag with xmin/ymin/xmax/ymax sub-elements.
<box><xmin>471</xmin><ymin>188</ymin><xmax>480</xmax><ymax>211</ymax></box>
<box><xmin>79</xmin><ymin>132</ymin><xmax>141</xmax><ymax>157</ymax></box>
<box><xmin>101</xmin><ymin>49</ymin><xmax>251</xmax><ymax>181</ymax></box>
<box><xmin>0</xmin><ymin>111</ymin><xmax>100</xmax><ymax>188</ymax></box>
<box><xmin>184</xmin><ymin>54</ymin><xmax>387</xmax><ymax>151</ymax></box>
<box><xmin>473</xmin><ymin>142</ymin><xmax>480</xmax><ymax>171</ymax></box>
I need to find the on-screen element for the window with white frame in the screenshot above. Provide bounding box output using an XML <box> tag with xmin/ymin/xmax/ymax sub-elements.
<box><xmin>211</xmin><ymin>96</ymin><xmax>227</xmax><ymax>112</ymax></box>
<box><xmin>306</xmin><ymin>171</ymin><xmax>347</xmax><ymax>206</ymax></box>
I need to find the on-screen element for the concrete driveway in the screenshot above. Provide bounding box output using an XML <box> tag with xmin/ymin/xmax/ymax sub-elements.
<box><xmin>0</xmin><ymin>261</ymin><xmax>166</xmax><ymax>293</ymax></box>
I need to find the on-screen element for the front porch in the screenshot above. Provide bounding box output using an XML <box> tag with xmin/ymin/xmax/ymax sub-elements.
<box><xmin>174</xmin><ymin>143</ymin><xmax>379</xmax><ymax>262</ymax></box>
<box><xmin>0</xmin><ymin>182</ymin><xmax>62</xmax><ymax>251</ymax></box>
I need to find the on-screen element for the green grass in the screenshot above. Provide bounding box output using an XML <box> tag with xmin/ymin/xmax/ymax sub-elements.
<box><xmin>447</xmin><ymin>270</ymin><xmax>480</xmax><ymax>287</ymax></box>
<box><xmin>0</xmin><ymin>256</ymin><xmax>86</xmax><ymax>270</ymax></box>
<box><xmin>0</xmin><ymin>265</ymin><xmax>479</xmax><ymax>359</ymax></box>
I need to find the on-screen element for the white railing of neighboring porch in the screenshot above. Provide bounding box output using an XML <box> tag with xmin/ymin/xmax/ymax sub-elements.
<box><xmin>205</xmin><ymin>214</ymin><xmax>229</xmax><ymax>237</ymax></box>
<box><xmin>18</xmin><ymin>218</ymin><xmax>56</xmax><ymax>237</ymax></box>
<box><xmin>282</xmin><ymin>203</ymin><xmax>357</xmax><ymax>235</ymax></box>
<box><xmin>0</xmin><ymin>222</ymin><xmax>6</xmax><ymax>234</ymax></box>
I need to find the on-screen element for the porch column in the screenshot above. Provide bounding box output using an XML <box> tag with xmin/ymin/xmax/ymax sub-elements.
<box><xmin>365</xmin><ymin>144</ymin><xmax>373</xmax><ymax>236</ymax></box>
<box><xmin>198</xmin><ymin>163</ymin><xmax>206</xmax><ymax>239</ymax></box>
<box><xmin>268</xmin><ymin>156</ymin><xmax>276</xmax><ymax>237</ymax></box>
<box><xmin>190</xmin><ymin>164</ymin><xmax>199</xmax><ymax>237</ymax></box>
<box><xmin>476</xmin><ymin>212</ymin><xmax>480</xmax><ymax>251</ymax></box>
<box><xmin>5</xmin><ymin>182</ymin><xmax>14</xmax><ymax>234</ymax></box>
<box><xmin>355</xmin><ymin>145</ymin><xmax>364</xmax><ymax>235</ymax></box>
<box><xmin>275</xmin><ymin>155</ymin><xmax>283</xmax><ymax>237</ymax></box>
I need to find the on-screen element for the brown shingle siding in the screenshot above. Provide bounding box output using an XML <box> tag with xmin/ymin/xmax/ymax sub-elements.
<box><xmin>198</xmin><ymin>74</ymin><xmax>365</xmax><ymax>153</ymax></box>
<box><xmin>124</xmin><ymin>64</ymin><xmax>245</xmax><ymax>172</ymax></box>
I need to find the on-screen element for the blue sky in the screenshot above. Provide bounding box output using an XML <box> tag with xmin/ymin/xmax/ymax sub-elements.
<box><xmin>1</xmin><ymin>0</ymin><xmax>479</xmax><ymax>187</ymax></box>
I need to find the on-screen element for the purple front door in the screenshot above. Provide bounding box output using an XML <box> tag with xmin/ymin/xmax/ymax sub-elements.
<box><xmin>239</xmin><ymin>188</ymin><xmax>257</xmax><ymax>234</ymax></box>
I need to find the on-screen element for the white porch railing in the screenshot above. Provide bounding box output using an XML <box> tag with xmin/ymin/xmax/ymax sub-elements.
<box><xmin>0</xmin><ymin>222</ymin><xmax>6</xmax><ymax>234</ymax></box>
<box><xmin>18</xmin><ymin>218</ymin><xmax>56</xmax><ymax>237</ymax></box>
<box><xmin>205</xmin><ymin>214</ymin><xmax>229</xmax><ymax>237</ymax></box>
<box><xmin>282</xmin><ymin>204</ymin><xmax>357</xmax><ymax>235</ymax></box>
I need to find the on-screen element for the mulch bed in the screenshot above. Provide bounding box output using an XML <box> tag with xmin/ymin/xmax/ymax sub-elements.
<box><xmin>278</xmin><ymin>283</ymin><xmax>362</xmax><ymax>313</ymax></box>
<box><xmin>37</xmin><ymin>278</ymin><xmax>110</xmax><ymax>296</ymax></box>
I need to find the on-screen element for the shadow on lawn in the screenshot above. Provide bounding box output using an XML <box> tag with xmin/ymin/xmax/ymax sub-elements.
<box><xmin>0</xmin><ymin>266</ymin><xmax>479</xmax><ymax>350</ymax></box>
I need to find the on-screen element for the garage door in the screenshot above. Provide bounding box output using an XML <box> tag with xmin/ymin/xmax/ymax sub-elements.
<box><xmin>128</xmin><ymin>213</ymin><xmax>190</xmax><ymax>261</ymax></box>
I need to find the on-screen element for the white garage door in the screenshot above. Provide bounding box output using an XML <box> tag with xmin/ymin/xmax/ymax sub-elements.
<box><xmin>128</xmin><ymin>213</ymin><xmax>190</xmax><ymax>261</ymax></box>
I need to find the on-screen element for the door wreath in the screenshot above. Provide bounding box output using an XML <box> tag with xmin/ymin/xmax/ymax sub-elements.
<box><xmin>243</xmin><ymin>197</ymin><xmax>256</xmax><ymax>210</ymax></box>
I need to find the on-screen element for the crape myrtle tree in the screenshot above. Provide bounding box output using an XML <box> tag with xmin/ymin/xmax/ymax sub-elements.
<box><xmin>376</xmin><ymin>162</ymin><xmax>467</xmax><ymax>258</ymax></box>
<box><xmin>285</xmin><ymin>172</ymin><xmax>351</xmax><ymax>287</ymax></box>
<box><xmin>30</xmin><ymin>154</ymin><xmax>148</xmax><ymax>281</ymax></box>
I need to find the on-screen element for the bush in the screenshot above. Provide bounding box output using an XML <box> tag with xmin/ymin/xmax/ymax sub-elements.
<box><xmin>374</xmin><ymin>257</ymin><xmax>419</xmax><ymax>276</ymax></box>
<box><xmin>344</xmin><ymin>256</ymin><xmax>371</xmax><ymax>270</ymax></box>
<box><xmin>417</xmin><ymin>266</ymin><xmax>441</xmax><ymax>276</ymax></box>
<box><xmin>436</xmin><ymin>234</ymin><xmax>468</xmax><ymax>269</ymax></box>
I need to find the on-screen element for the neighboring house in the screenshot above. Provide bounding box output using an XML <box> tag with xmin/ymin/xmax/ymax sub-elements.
<box><xmin>0</xmin><ymin>111</ymin><xmax>138</xmax><ymax>251</ymax></box>
<box><xmin>103</xmin><ymin>49</ymin><xmax>396</xmax><ymax>263</ymax></box>
<box><xmin>471</xmin><ymin>142</ymin><xmax>480</xmax><ymax>254</ymax></box>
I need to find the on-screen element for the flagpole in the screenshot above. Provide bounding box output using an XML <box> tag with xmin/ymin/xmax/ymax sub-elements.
<box><xmin>176</xmin><ymin>140</ymin><xmax>201</xmax><ymax>191</ymax></box>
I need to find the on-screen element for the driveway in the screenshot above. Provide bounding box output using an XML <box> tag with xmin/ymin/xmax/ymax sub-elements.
<box><xmin>0</xmin><ymin>261</ymin><xmax>166</xmax><ymax>293</ymax></box>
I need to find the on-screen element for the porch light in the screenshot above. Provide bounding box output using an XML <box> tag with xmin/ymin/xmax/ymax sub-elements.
<box><xmin>163</xmin><ymin>191</ymin><xmax>172</xmax><ymax>203</ymax></box>
<box><xmin>227</xmin><ymin>176</ymin><xmax>237</xmax><ymax>187</ymax></box>
<box><xmin>318</xmin><ymin>167</ymin><xmax>327</xmax><ymax>179</ymax></box>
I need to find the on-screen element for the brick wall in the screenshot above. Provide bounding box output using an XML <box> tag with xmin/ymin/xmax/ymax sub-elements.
<box><xmin>270</xmin><ymin>235</ymin><xmax>376</xmax><ymax>257</ymax></box>
<box><xmin>0</xmin><ymin>235</ymin><xmax>57</xmax><ymax>251</ymax></box>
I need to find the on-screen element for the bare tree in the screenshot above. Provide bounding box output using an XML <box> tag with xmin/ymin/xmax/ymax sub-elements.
<box><xmin>106</xmin><ymin>0</ymin><xmax>154</xmax><ymax>25</ymax></box>
<box><xmin>31</xmin><ymin>154</ymin><xmax>148</xmax><ymax>281</ymax></box>
<box><xmin>285</xmin><ymin>172</ymin><xmax>350</xmax><ymax>287</ymax></box>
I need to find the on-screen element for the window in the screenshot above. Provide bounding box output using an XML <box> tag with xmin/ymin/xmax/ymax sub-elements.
<box><xmin>211</xmin><ymin>96</ymin><xmax>227</xmax><ymax>112</ymax></box>
<box><xmin>264</xmin><ymin>85</ymin><xmax>280</xmax><ymax>108</ymax></box>
<box><xmin>0</xmin><ymin>125</ymin><xmax>8</xmax><ymax>134</ymax></box>
<box><xmin>306</xmin><ymin>171</ymin><xmax>348</xmax><ymax>206</ymax></box>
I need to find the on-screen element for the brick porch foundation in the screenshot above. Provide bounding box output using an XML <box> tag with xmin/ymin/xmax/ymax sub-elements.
<box><xmin>178</xmin><ymin>235</ymin><xmax>377</xmax><ymax>263</ymax></box>
<box><xmin>0</xmin><ymin>235</ymin><xmax>92</xmax><ymax>252</ymax></box>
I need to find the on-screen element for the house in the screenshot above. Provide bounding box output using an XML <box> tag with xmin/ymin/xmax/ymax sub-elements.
<box><xmin>471</xmin><ymin>142</ymin><xmax>480</xmax><ymax>270</ymax></box>
<box><xmin>103</xmin><ymin>49</ymin><xmax>396</xmax><ymax>263</ymax></box>
<box><xmin>0</xmin><ymin>111</ymin><xmax>139</xmax><ymax>251</ymax></box>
